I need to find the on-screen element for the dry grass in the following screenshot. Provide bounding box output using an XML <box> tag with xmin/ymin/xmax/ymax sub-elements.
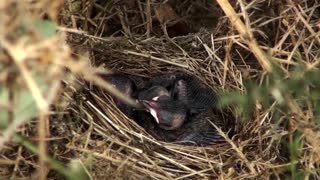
<box><xmin>1</xmin><ymin>0</ymin><xmax>320</xmax><ymax>179</ymax></box>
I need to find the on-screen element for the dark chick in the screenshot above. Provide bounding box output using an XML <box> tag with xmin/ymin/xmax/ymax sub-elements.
<box><xmin>149</xmin><ymin>72</ymin><xmax>218</xmax><ymax>114</ymax></box>
<box><xmin>172</xmin><ymin>73</ymin><xmax>218</xmax><ymax>114</ymax></box>
<box><xmin>135</xmin><ymin>85</ymin><xmax>180</xmax><ymax>140</ymax></box>
<box><xmin>137</xmin><ymin>85</ymin><xmax>187</xmax><ymax>130</ymax></box>
<box><xmin>144</xmin><ymin>73</ymin><xmax>225</xmax><ymax>145</ymax></box>
<box><xmin>140</xmin><ymin>98</ymin><xmax>226</xmax><ymax>146</ymax></box>
<box><xmin>138</xmin><ymin>86</ymin><xmax>170</xmax><ymax>101</ymax></box>
<box><xmin>148</xmin><ymin>74</ymin><xmax>177</xmax><ymax>90</ymax></box>
<box><xmin>139</xmin><ymin>99</ymin><xmax>187</xmax><ymax>130</ymax></box>
<box><xmin>97</xmin><ymin>73</ymin><xmax>137</xmax><ymax>116</ymax></box>
<box><xmin>175</xmin><ymin>108</ymin><xmax>226</xmax><ymax>146</ymax></box>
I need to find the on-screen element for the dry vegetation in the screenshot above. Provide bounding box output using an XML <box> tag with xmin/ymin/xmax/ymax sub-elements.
<box><xmin>0</xmin><ymin>0</ymin><xmax>320</xmax><ymax>179</ymax></box>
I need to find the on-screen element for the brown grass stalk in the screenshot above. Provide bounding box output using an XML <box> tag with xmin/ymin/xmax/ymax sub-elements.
<box><xmin>216</xmin><ymin>0</ymin><xmax>272</xmax><ymax>72</ymax></box>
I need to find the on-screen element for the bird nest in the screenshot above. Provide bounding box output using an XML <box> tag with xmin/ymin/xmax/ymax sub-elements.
<box><xmin>60</xmin><ymin>1</ymin><xmax>283</xmax><ymax>179</ymax></box>
<box><xmin>65</xmin><ymin>41</ymin><xmax>261</xmax><ymax>179</ymax></box>
<box><xmin>2</xmin><ymin>0</ymin><xmax>319</xmax><ymax>179</ymax></box>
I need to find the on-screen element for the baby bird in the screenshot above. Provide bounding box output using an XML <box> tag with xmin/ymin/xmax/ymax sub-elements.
<box><xmin>98</xmin><ymin>72</ymin><xmax>226</xmax><ymax>146</ymax></box>
<box><xmin>138</xmin><ymin>86</ymin><xmax>171</xmax><ymax>101</ymax></box>
<box><xmin>139</xmin><ymin>72</ymin><xmax>218</xmax><ymax>130</ymax></box>
<box><xmin>174</xmin><ymin>78</ymin><xmax>217</xmax><ymax>115</ymax></box>
<box><xmin>97</xmin><ymin>73</ymin><xmax>137</xmax><ymax>116</ymax></box>
<box><xmin>138</xmin><ymin>85</ymin><xmax>187</xmax><ymax>130</ymax></box>
<box><xmin>139</xmin><ymin>73</ymin><xmax>225</xmax><ymax>145</ymax></box>
<box><xmin>149</xmin><ymin>72</ymin><xmax>218</xmax><ymax>114</ymax></box>
<box><xmin>175</xmin><ymin>108</ymin><xmax>226</xmax><ymax>146</ymax></box>
<box><xmin>140</xmin><ymin>97</ymin><xmax>225</xmax><ymax>145</ymax></box>
<box><xmin>139</xmin><ymin>99</ymin><xmax>187</xmax><ymax>130</ymax></box>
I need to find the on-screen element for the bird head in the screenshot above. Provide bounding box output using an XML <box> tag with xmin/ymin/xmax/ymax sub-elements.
<box><xmin>172</xmin><ymin>79</ymin><xmax>188</xmax><ymax>101</ymax></box>
<box><xmin>138</xmin><ymin>86</ymin><xmax>170</xmax><ymax>101</ymax></box>
<box><xmin>140</xmin><ymin>99</ymin><xmax>186</xmax><ymax>130</ymax></box>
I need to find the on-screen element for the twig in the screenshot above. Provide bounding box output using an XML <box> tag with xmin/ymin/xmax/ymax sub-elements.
<box><xmin>124</xmin><ymin>50</ymin><xmax>188</xmax><ymax>68</ymax></box>
<box><xmin>2</xmin><ymin>41</ymin><xmax>49</xmax><ymax>180</ymax></box>
<box><xmin>216</xmin><ymin>0</ymin><xmax>272</xmax><ymax>72</ymax></box>
<box><xmin>209</xmin><ymin>121</ymin><xmax>257</xmax><ymax>175</ymax></box>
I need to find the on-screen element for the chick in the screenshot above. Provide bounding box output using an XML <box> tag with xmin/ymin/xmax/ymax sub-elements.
<box><xmin>139</xmin><ymin>99</ymin><xmax>187</xmax><ymax>130</ymax></box>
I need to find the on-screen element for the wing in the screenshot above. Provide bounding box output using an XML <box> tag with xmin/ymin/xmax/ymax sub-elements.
<box><xmin>175</xmin><ymin>130</ymin><xmax>224</xmax><ymax>146</ymax></box>
<box><xmin>188</xmin><ymin>89</ymin><xmax>218</xmax><ymax>114</ymax></box>
<box><xmin>175</xmin><ymin>109</ymin><xmax>226</xmax><ymax>146</ymax></box>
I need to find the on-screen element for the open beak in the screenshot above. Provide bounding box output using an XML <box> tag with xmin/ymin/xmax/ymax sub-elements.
<box><xmin>139</xmin><ymin>100</ymin><xmax>160</xmax><ymax>124</ymax></box>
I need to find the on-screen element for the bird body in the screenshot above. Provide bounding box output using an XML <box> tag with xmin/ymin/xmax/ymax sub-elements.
<box><xmin>150</xmin><ymin>72</ymin><xmax>218</xmax><ymax>114</ymax></box>
<box><xmin>140</xmin><ymin>99</ymin><xmax>187</xmax><ymax>130</ymax></box>
<box><xmin>99</xmin><ymin>72</ymin><xmax>227</xmax><ymax>146</ymax></box>
<box><xmin>97</xmin><ymin>73</ymin><xmax>136</xmax><ymax>116</ymax></box>
<box><xmin>138</xmin><ymin>86</ymin><xmax>170</xmax><ymax>101</ymax></box>
<box><xmin>175</xmin><ymin>108</ymin><xmax>225</xmax><ymax>145</ymax></box>
<box><xmin>136</xmin><ymin>72</ymin><xmax>226</xmax><ymax>145</ymax></box>
<box><xmin>140</xmin><ymin>98</ymin><xmax>225</xmax><ymax>145</ymax></box>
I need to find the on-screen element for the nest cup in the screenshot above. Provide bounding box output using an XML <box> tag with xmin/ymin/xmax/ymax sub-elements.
<box><xmin>63</xmin><ymin>0</ymin><xmax>289</xmax><ymax>179</ymax></box>
<box><xmin>67</xmin><ymin>28</ymin><xmax>251</xmax><ymax>178</ymax></box>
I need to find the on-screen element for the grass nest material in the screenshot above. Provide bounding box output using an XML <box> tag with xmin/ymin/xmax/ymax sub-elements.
<box><xmin>61</xmin><ymin>0</ymin><xmax>283</xmax><ymax>178</ymax></box>
<box><xmin>1</xmin><ymin>0</ymin><xmax>320</xmax><ymax>179</ymax></box>
<box><xmin>65</xmin><ymin>35</ymin><xmax>247</xmax><ymax>178</ymax></box>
